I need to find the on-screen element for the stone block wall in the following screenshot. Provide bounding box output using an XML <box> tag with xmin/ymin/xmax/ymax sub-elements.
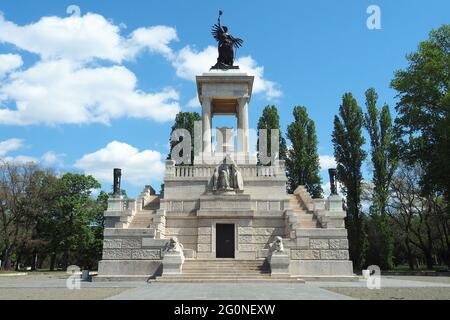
<box><xmin>288</xmin><ymin>228</ymin><xmax>349</xmax><ymax>255</ymax></box>
<box><xmin>101</xmin><ymin>230</ymin><xmax>168</xmax><ymax>261</ymax></box>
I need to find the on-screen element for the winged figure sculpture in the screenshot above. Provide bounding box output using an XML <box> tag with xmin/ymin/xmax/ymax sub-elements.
<box><xmin>211</xmin><ymin>11</ymin><xmax>243</xmax><ymax>69</ymax></box>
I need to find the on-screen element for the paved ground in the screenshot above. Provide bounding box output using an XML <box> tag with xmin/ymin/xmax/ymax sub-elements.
<box><xmin>0</xmin><ymin>288</ymin><xmax>128</xmax><ymax>300</ymax></box>
<box><xmin>326</xmin><ymin>287</ymin><xmax>450</xmax><ymax>300</ymax></box>
<box><xmin>107</xmin><ymin>283</ymin><xmax>354</xmax><ymax>300</ymax></box>
<box><xmin>0</xmin><ymin>273</ymin><xmax>449</xmax><ymax>300</ymax></box>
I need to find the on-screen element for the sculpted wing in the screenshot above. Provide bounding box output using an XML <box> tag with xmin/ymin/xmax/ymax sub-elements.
<box><xmin>229</xmin><ymin>35</ymin><xmax>243</xmax><ymax>48</ymax></box>
<box><xmin>211</xmin><ymin>23</ymin><xmax>223</xmax><ymax>42</ymax></box>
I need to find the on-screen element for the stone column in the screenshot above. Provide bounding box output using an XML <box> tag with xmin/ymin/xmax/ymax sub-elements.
<box><xmin>237</xmin><ymin>104</ymin><xmax>244</xmax><ymax>153</ymax></box>
<box><xmin>202</xmin><ymin>97</ymin><xmax>212</xmax><ymax>155</ymax></box>
<box><xmin>237</xmin><ymin>98</ymin><xmax>249</xmax><ymax>155</ymax></box>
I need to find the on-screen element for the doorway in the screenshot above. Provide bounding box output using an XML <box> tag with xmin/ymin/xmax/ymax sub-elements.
<box><xmin>216</xmin><ymin>224</ymin><xmax>235</xmax><ymax>258</ymax></box>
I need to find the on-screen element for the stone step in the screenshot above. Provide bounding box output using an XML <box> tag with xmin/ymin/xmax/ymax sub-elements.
<box><xmin>172</xmin><ymin>273</ymin><xmax>271</xmax><ymax>277</ymax></box>
<box><xmin>185</xmin><ymin>258</ymin><xmax>264</xmax><ymax>264</ymax></box>
<box><xmin>183</xmin><ymin>263</ymin><xmax>264</xmax><ymax>267</ymax></box>
<box><xmin>182</xmin><ymin>269</ymin><xmax>267</xmax><ymax>273</ymax></box>
<box><xmin>183</xmin><ymin>263</ymin><xmax>265</xmax><ymax>266</ymax></box>
<box><xmin>129</xmin><ymin>212</ymin><xmax>155</xmax><ymax>228</ymax></box>
<box><xmin>155</xmin><ymin>277</ymin><xmax>305</xmax><ymax>283</ymax></box>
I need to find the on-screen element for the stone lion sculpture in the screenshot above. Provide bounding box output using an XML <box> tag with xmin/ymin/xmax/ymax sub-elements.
<box><xmin>269</xmin><ymin>236</ymin><xmax>284</xmax><ymax>253</ymax></box>
<box><xmin>166</xmin><ymin>237</ymin><xmax>184</xmax><ymax>253</ymax></box>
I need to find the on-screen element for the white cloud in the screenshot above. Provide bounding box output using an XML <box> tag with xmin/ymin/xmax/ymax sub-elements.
<box><xmin>187</xmin><ymin>96</ymin><xmax>201</xmax><ymax>108</ymax></box>
<box><xmin>236</xmin><ymin>56</ymin><xmax>282</xmax><ymax>99</ymax></box>
<box><xmin>171</xmin><ymin>45</ymin><xmax>282</xmax><ymax>99</ymax></box>
<box><xmin>126</xmin><ymin>26</ymin><xmax>178</xmax><ymax>60</ymax></box>
<box><xmin>74</xmin><ymin>141</ymin><xmax>165</xmax><ymax>186</ymax></box>
<box><xmin>172</xmin><ymin>45</ymin><xmax>217</xmax><ymax>80</ymax></box>
<box><xmin>0</xmin><ymin>138</ymin><xmax>24</xmax><ymax>156</ymax></box>
<box><xmin>0</xmin><ymin>54</ymin><xmax>23</xmax><ymax>77</ymax></box>
<box><xmin>41</xmin><ymin>151</ymin><xmax>65</xmax><ymax>167</ymax></box>
<box><xmin>319</xmin><ymin>155</ymin><xmax>336</xmax><ymax>171</ymax></box>
<box><xmin>0</xmin><ymin>13</ymin><xmax>124</xmax><ymax>63</ymax></box>
<box><xmin>3</xmin><ymin>155</ymin><xmax>38</xmax><ymax>164</ymax></box>
<box><xmin>0</xmin><ymin>13</ymin><xmax>180</xmax><ymax>126</ymax></box>
<box><xmin>0</xmin><ymin>13</ymin><xmax>178</xmax><ymax>63</ymax></box>
<box><xmin>0</xmin><ymin>59</ymin><xmax>180</xmax><ymax>125</ymax></box>
<box><xmin>0</xmin><ymin>138</ymin><xmax>64</xmax><ymax>166</ymax></box>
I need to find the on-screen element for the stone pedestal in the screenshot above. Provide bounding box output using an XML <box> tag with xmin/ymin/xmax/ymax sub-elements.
<box><xmin>326</xmin><ymin>195</ymin><xmax>343</xmax><ymax>211</ymax></box>
<box><xmin>268</xmin><ymin>253</ymin><xmax>290</xmax><ymax>277</ymax></box>
<box><xmin>162</xmin><ymin>252</ymin><xmax>184</xmax><ymax>275</ymax></box>
<box><xmin>321</xmin><ymin>195</ymin><xmax>346</xmax><ymax>228</ymax></box>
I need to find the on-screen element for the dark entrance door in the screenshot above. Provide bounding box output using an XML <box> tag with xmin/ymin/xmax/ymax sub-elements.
<box><xmin>216</xmin><ymin>224</ymin><xmax>235</xmax><ymax>258</ymax></box>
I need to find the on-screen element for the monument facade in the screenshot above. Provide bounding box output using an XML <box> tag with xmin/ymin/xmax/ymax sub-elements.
<box><xmin>96</xmin><ymin>14</ymin><xmax>355</xmax><ymax>282</ymax></box>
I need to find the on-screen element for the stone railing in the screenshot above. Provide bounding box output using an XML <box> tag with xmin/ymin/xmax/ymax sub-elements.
<box><xmin>165</xmin><ymin>160</ymin><xmax>286</xmax><ymax>179</ymax></box>
<box><xmin>292</xmin><ymin>186</ymin><xmax>346</xmax><ymax>229</ymax></box>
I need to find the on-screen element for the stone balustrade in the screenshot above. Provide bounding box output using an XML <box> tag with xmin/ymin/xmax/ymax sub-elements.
<box><xmin>165</xmin><ymin>160</ymin><xmax>286</xmax><ymax>179</ymax></box>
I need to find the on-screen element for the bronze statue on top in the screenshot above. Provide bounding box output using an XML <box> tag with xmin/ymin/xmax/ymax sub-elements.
<box><xmin>113</xmin><ymin>168</ymin><xmax>122</xmax><ymax>196</ymax></box>
<box><xmin>211</xmin><ymin>10</ymin><xmax>243</xmax><ymax>70</ymax></box>
<box><xmin>328</xmin><ymin>168</ymin><xmax>338</xmax><ymax>196</ymax></box>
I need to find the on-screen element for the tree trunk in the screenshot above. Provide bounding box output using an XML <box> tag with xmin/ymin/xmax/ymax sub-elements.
<box><xmin>62</xmin><ymin>249</ymin><xmax>69</xmax><ymax>271</ymax></box>
<box><xmin>31</xmin><ymin>250</ymin><xmax>37</xmax><ymax>271</ymax></box>
<box><xmin>1</xmin><ymin>247</ymin><xmax>12</xmax><ymax>270</ymax></box>
<box><xmin>49</xmin><ymin>253</ymin><xmax>56</xmax><ymax>271</ymax></box>
<box><xmin>405</xmin><ymin>237</ymin><xmax>415</xmax><ymax>270</ymax></box>
<box><xmin>424</xmin><ymin>250</ymin><xmax>434</xmax><ymax>270</ymax></box>
<box><xmin>15</xmin><ymin>252</ymin><xmax>22</xmax><ymax>271</ymax></box>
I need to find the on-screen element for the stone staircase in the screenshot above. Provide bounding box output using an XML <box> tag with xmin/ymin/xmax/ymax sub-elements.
<box><xmin>155</xmin><ymin>259</ymin><xmax>304</xmax><ymax>283</ymax></box>
<box><xmin>287</xmin><ymin>194</ymin><xmax>318</xmax><ymax>229</ymax></box>
<box><xmin>128</xmin><ymin>195</ymin><xmax>160</xmax><ymax>229</ymax></box>
<box><xmin>128</xmin><ymin>211</ymin><xmax>155</xmax><ymax>228</ymax></box>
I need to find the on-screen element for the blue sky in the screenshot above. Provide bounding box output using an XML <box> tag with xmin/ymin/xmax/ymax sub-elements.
<box><xmin>0</xmin><ymin>0</ymin><xmax>448</xmax><ymax>197</ymax></box>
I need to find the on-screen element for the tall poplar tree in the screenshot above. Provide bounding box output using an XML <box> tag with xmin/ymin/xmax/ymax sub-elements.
<box><xmin>257</xmin><ymin>105</ymin><xmax>287</xmax><ymax>165</ymax></box>
<box><xmin>286</xmin><ymin>106</ymin><xmax>322</xmax><ymax>197</ymax></box>
<box><xmin>332</xmin><ymin>93</ymin><xmax>367</xmax><ymax>269</ymax></box>
<box><xmin>364</xmin><ymin>88</ymin><xmax>398</xmax><ymax>269</ymax></box>
<box><xmin>391</xmin><ymin>25</ymin><xmax>450</xmax><ymax>209</ymax></box>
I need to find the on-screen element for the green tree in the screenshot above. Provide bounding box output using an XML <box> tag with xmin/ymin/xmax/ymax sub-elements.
<box><xmin>392</xmin><ymin>25</ymin><xmax>450</xmax><ymax>268</ymax></box>
<box><xmin>74</xmin><ymin>191</ymin><xmax>108</xmax><ymax>270</ymax></box>
<box><xmin>257</xmin><ymin>105</ymin><xmax>287</xmax><ymax>165</ymax></box>
<box><xmin>391</xmin><ymin>25</ymin><xmax>450</xmax><ymax>207</ymax></box>
<box><xmin>364</xmin><ymin>88</ymin><xmax>398</xmax><ymax>269</ymax></box>
<box><xmin>0</xmin><ymin>162</ymin><xmax>47</xmax><ymax>270</ymax></box>
<box><xmin>168</xmin><ymin>111</ymin><xmax>201</xmax><ymax>164</ymax></box>
<box><xmin>332</xmin><ymin>93</ymin><xmax>367</xmax><ymax>269</ymax></box>
<box><xmin>286</xmin><ymin>106</ymin><xmax>322</xmax><ymax>197</ymax></box>
<box><xmin>37</xmin><ymin>173</ymin><xmax>100</xmax><ymax>270</ymax></box>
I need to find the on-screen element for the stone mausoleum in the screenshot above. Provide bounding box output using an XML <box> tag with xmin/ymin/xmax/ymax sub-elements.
<box><xmin>95</xmin><ymin>67</ymin><xmax>355</xmax><ymax>282</ymax></box>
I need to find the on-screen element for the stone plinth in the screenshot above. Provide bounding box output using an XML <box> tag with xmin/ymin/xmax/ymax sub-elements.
<box><xmin>326</xmin><ymin>195</ymin><xmax>344</xmax><ymax>211</ymax></box>
<box><xmin>268</xmin><ymin>252</ymin><xmax>290</xmax><ymax>277</ymax></box>
<box><xmin>162</xmin><ymin>252</ymin><xmax>185</xmax><ymax>275</ymax></box>
<box><xmin>199</xmin><ymin>193</ymin><xmax>252</xmax><ymax>211</ymax></box>
<box><xmin>321</xmin><ymin>195</ymin><xmax>346</xmax><ymax>228</ymax></box>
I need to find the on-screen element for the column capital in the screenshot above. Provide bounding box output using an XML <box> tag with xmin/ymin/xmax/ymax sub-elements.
<box><xmin>200</xmin><ymin>96</ymin><xmax>212</xmax><ymax>105</ymax></box>
<box><xmin>237</xmin><ymin>96</ymin><xmax>250</xmax><ymax>106</ymax></box>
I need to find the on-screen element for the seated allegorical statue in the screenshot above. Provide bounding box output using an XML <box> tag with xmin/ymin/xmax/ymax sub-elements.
<box><xmin>219</xmin><ymin>165</ymin><xmax>230</xmax><ymax>190</ymax></box>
